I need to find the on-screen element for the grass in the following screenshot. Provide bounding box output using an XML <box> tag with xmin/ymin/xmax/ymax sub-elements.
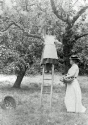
<box><xmin>0</xmin><ymin>74</ymin><xmax>88</xmax><ymax>125</ymax></box>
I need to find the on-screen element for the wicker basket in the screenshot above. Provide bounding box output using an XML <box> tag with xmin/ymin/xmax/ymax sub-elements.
<box><xmin>63</xmin><ymin>77</ymin><xmax>74</xmax><ymax>84</ymax></box>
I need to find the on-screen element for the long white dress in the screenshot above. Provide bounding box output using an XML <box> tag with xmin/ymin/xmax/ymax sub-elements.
<box><xmin>64</xmin><ymin>64</ymin><xmax>86</xmax><ymax>113</ymax></box>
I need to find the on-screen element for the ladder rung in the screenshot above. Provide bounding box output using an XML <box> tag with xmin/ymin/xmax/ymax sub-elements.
<box><xmin>42</xmin><ymin>92</ymin><xmax>51</xmax><ymax>94</ymax></box>
<box><xmin>43</xmin><ymin>85</ymin><xmax>51</xmax><ymax>87</ymax></box>
<box><xmin>43</xmin><ymin>79</ymin><xmax>52</xmax><ymax>80</ymax></box>
<box><xmin>42</xmin><ymin>86</ymin><xmax>51</xmax><ymax>94</ymax></box>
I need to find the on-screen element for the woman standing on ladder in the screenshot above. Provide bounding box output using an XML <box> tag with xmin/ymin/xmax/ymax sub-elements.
<box><xmin>40</xmin><ymin>29</ymin><xmax>62</xmax><ymax>108</ymax></box>
<box><xmin>41</xmin><ymin>30</ymin><xmax>62</xmax><ymax>72</ymax></box>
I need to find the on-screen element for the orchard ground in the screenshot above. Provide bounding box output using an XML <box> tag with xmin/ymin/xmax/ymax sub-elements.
<box><xmin>0</xmin><ymin>74</ymin><xmax>88</xmax><ymax>125</ymax></box>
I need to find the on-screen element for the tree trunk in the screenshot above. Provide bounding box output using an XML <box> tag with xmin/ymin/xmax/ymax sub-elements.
<box><xmin>61</xmin><ymin>23</ymin><xmax>77</xmax><ymax>73</ymax></box>
<box><xmin>63</xmin><ymin>44</ymin><xmax>72</xmax><ymax>73</ymax></box>
<box><xmin>64</xmin><ymin>56</ymin><xmax>70</xmax><ymax>74</ymax></box>
<box><xmin>62</xmin><ymin>29</ymin><xmax>74</xmax><ymax>73</ymax></box>
<box><xmin>13</xmin><ymin>71</ymin><xmax>26</xmax><ymax>88</ymax></box>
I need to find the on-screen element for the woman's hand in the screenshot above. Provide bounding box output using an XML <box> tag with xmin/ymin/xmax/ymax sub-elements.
<box><xmin>60</xmin><ymin>77</ymin><xmax>67</xmax><ymax>85</ymax></box>
<box><xmin>64</xmin><ymin>74</ymin><xmax>73</xmax><ymax>79</ymax></box>
<box><xmin>60</xmin><ymin>75</ymin><xmax>66</xmax><ymax>82</ymax></box>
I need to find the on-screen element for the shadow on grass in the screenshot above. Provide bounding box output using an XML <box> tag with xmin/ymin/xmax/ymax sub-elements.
<box><xmin>0</xmin><ymin>83</ymin><xmax>41</xmax><ymax>94</ymax></box>
<box><xmin>0</xmin><ymin>82</ymin><xmax>65</xmax><ymax>94</ymax></box>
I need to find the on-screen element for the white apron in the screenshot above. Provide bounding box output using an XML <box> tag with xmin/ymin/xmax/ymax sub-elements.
<box><xmin>42</xmin><ymin>35</ymin><xmax>58</xmax><ymax>59</ymax></box>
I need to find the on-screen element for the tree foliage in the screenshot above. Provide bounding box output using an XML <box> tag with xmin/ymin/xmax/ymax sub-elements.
<box><xmin>50</xmin><ymin>0</ymin><xmax>88</xmax><ymax>72</ymax></box>
<box><xmin>0</xmin><ymin>0</ymin><xmax>88</xmax><ymax>87</ymax></box>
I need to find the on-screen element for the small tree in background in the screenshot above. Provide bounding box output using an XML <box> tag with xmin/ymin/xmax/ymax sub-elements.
<box><xmin>0</xmin><ymin>0</ymin><xmax>44</xmax><ymax>88</ymax></box>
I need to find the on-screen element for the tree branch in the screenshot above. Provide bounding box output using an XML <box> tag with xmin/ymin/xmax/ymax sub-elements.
<box><xmin>50</xmin><ymin>0</ymin><xmax>69</xmax><ymax>24</ymax></box>
<box><xmin>72</xmin><ymin>0</ymin><xmax>79</xmax><ymax>8</ymax></box>
<box><xmin>23</xmin><ymin>32</ymin><xmax>44</xmax><ymax>41</ymax></box>
<box><xmin>37</xmin><ymin>3</ymin><xmax>46</xmax><ymax>12</ymax></box>
<box><xmin>72</xmin><ymin>5</ymin><xmax>88</xmax><ymax>25</ymax></box>
<box><xmin>75</xmin><ymin>33</ymin><xmax>88</xmax><ymax>40</ymax></box>
<box><xmin>0</xmin><ymin>22</ymin><xmax>44</xmax><ymax>42</ymax></box>
<box><xmin>24</xmin><ymin>0</ymin><xmax>35</xmax><ymax>12</ymax></box>
<box><xmin>0</xmin><ymin>21</ymin><xmax>25</xmax><ymax>32</ymax></box>
<box><xmin>0</xmin><ymin>22</ymin><xmax>15</xmax><ymax>32</ymax></box>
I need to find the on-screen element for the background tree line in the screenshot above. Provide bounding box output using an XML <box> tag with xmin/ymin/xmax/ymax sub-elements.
<box><xmin>0</xmin><ymin>0</ymin><xmax>88</xmax><ymax>88</ymax></box>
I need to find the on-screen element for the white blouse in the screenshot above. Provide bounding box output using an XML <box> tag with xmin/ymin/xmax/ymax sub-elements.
<box><xmin>44</xmin><ymin>35</ymin><xmax>56</xmax><ymax>45</ymax></box>
<box><xmin>67</xmin><ymin>64</ymin><xmax>79</xmax><ymax>78</ymax></box>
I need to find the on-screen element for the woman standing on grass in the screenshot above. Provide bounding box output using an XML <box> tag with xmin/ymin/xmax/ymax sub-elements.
<box><xmin>64</xmin><ymin>55</ymin><xmax>86</xmax><ymax>113</ymax></box>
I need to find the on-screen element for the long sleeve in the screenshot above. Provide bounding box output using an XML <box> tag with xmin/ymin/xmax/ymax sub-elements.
<box><xmin>54</xmin><ymin>39</ymin><xmax>62</xmax><ymax>45</ymax></box>
<box><xmin>67</xmin><ymin>64</ymin><xmax>79</xmax><ymax>77</ymax></box>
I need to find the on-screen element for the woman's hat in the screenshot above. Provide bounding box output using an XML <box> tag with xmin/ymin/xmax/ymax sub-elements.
<box><xmin>70</xmin><ymin>55</ymin><xmax>80</xmax><ymax>61</ymax></box>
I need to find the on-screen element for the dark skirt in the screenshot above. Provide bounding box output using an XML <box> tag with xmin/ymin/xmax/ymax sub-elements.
<box><xmin>41</xmin><ymin>58</ymin><xmax>58</xmax><ymax>65</ymax></box>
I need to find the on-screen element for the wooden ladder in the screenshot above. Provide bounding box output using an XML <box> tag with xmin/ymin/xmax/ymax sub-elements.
<box><xmin>40</xmin><ymin>64</ymin><xmax>54</xmax><ymax>108</ymax></box>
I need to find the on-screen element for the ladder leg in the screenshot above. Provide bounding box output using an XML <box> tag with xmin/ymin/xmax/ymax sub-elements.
<box><xmin>40</xmin><ymin>65</ymin><xmax>45</xmax><ymax>107</ymax></box>
<box><xmin>50</xmin><ymin>64</ymin><xmax>54</xmax><ymax>108</ymax></box>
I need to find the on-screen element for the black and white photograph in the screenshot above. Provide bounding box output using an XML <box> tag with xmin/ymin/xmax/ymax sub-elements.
<box><xmin>0</xmin><ymin>0</ymin><xmax>88</xmax><ymax>124</ymax></box>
